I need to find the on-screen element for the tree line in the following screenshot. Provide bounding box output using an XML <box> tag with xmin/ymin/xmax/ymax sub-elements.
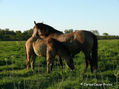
<box><xmin>0</xmin><ymin>28</ymin><xmax>33</xmax><ymax>41</ymax></box>
<box><xmin>0</xmin><ymin>28</ymin><xmax>119</xmax><ymax>41</ymax></box>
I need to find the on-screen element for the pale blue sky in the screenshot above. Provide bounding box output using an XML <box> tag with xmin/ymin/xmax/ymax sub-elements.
<box><xmin>0</xmin><ymin>0</ymin><xmax>119</xmax><ymax>35</ymax></box>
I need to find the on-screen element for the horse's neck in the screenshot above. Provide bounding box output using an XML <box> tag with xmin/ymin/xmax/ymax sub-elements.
<box><xmin>47</xmin><ymin>33</ymin><xmax>61</xmax><ymax>39</ymax></box>
<box><xmin>51</xmin><ymin>32</ymin><xmax>74</xmax><ymax>43</ymax></box>
<box><xmin>31</xmin><ymin>36</ymin><xmax>41</xmax><ymax>42</ymax></box>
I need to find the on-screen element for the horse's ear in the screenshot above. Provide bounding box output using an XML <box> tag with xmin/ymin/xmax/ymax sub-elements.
<box><xmin>34</xmin><ymin>21</ymin><xmax>37</xmax><ymax>25</ymax></box>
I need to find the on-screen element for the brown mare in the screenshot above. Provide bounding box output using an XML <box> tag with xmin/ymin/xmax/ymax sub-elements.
<box><xmin>32</xmin><ymin>21</ymin><xmax>98</xmax><ymax>73</ymax></box>
<box><xmin>25</xmin><ymin>36</ymin><xmax>74</xmax><ymax>73</ymax></box>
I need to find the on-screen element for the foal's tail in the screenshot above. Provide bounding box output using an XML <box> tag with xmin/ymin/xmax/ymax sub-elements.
<box><xmin>92</xmin><ymin>35</ymin><xmax>98</xmax><ymax>70</ymax></box>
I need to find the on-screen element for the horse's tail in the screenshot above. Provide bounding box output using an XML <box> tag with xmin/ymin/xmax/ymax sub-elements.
<box><xmin>92</xmin><ymin>34</ymin><xmax>98</xmax><ymax>70</ymax></box>
<box><xmin>24</xmin><ymin>43</ymin><xmax>27</xmax><ymax>59</ymax></box>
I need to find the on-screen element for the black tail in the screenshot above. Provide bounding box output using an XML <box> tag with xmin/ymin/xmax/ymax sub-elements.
<box><xmin>92</xmin><ymin>35</ymin><xmax>98</xmax><ymax>70</ymax></box>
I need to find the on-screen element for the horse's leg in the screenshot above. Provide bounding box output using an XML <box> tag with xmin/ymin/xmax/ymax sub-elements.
<box><xmin>25</xmin><ymin>45</ymin><xmax>30</xmax><ymax>70</ymax></box>
<box><xmin>84</xmin><ymin>56</ymin><xmax>90</xmax><ymax>72</ymax></box>
<box><xmin>84</xmin><ymin>51</ymin><xmax>93</xmax><ymax>73</ymax></box>
<box><xmin>51</xmin><ymin>58</ymin><xmax>54</xmax><ymax>71</ymax></box>
<box><xmin>57</xmin><ymin>56</ymin><xmax>63</xmax><ymax>68</ymax></box>
<box><xmin>46</xmin><ymin>49</ymin><xmax>54</xmax><ymax>73</ymax></box>
<box><xmin>30</xmin><ymin>53</ymin><xmax>36</xmax><ymax>72</ymax></box>
<box><xmin>26</xmin><ymin>55</ymin><xmax>31</xmax><ymax>70</ymax></box>
<box><xmin>46</xmin><ymin>55</ymin><xmax>53</xmax><ymax>73</ymax></box>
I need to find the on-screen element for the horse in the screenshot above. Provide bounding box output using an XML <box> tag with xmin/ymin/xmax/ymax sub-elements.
<box><xmin>32</xmin><ymin>21</ymin><xmax>98</xmax><ymax>73</ymax></box>
<box><xmin>25</xmin><ymin>36</ymin><xmax>74</xmax><ymax>73</ymax></box>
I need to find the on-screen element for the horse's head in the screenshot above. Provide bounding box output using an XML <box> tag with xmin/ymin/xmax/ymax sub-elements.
<box><xmin>64</xmin><ymin>55</ymin><xmax>74</xmax><ymax>70</ymax></box>
<box><xmin>33</xmin><ymin>21</ymin><xmax>63</xmax><ymax>38</ymax></box>
<box><xmin>32</xmin><ymin>21</ymin><xmax>47</xmax><ymax>37</ymax></box>
<box><xmin>33</xmin><ymin>21</ymin><xmax>54</xmax><ymax>38</ymax></box>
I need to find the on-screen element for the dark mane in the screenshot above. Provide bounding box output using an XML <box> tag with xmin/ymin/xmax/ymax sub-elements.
<box><xmin>36</xmin><ymin>23</ymin><xmax>63</xmax><ymax>34</ymax></box>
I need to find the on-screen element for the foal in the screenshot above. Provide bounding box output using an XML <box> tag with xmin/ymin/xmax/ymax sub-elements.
<box><xmin>25</xmin><ymin>36</ymin><xmax>74</xmax><ymax>73</ymax></box>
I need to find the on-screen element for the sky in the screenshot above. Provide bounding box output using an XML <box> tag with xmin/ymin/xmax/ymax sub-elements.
<box><xmin>0</xmin><ymin>0</ymin><xmax>119</xmax><ymax>35</ymax></box>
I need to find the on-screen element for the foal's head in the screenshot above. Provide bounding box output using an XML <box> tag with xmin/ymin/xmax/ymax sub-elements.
<box><xmin>65</xmin><ymin>56</ymin><xmax>74</xmax><ymax>70</ymax></box>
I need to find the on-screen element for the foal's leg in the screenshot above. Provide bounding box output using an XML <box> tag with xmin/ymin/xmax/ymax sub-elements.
<box><xmin>57</xmin><ymin>56</ymin><xmax>63</xmax><ymax>68</ymax></box>
<box><xmin>47</xmin><ymin>49</ymin><xmax>54</xmax><ymax>73</ymax></box>
<box><xmin>46</xmin><ymin>55</ymin><xmax>53</xmax><ymax>73</ymax></box>
<box><xmin>51</xmin><ymin>58</ymin><xmax>54</xmax><ymax>71</ymax></box>
<box><xmin>30</xmin><ymin>53</ymin><xmax>36</xmax><ymax>72</ymax></box>
<box><xmin>46</xmin><ymin>38</ymin><xmax>56</xmax><ymax>73</ymax></box>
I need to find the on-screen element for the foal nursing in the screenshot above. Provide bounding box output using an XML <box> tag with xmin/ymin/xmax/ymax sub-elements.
<box><xmin>25</xmin><ymin>35</ymin><xmax>74</xmax><ymax>73</ymax></box>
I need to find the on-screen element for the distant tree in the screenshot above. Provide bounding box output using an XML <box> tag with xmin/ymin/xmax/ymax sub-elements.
<box><xmin>91</xmin><ymin>30</ymin><xmax>100</xmax><ymax>36</ymax></box>
<box><xmin>5</xmin><ymin>28</ymin><xmax>9</xmax><ymax>31</ymax></box>
<box><xmin>64</xmin><ymin>29</ymin><xmax>73</xmax><ymax>33</ymax></box>
<box><xmin>0</xmin><ymin>28</ymin><xmax>119</xmax><ymax>41</ymax></box>
<box><xmin>22</xmin><ymin>29</ymin><xmax>33</xmax><ymax>40</ymax></box>
<box><xmin>103</xmin><ymin>33</ymin><xmax>109</xmax><ymax>36</ymax></box>
<box><xmin>0</xmin><ymin>30</ymin><xmax>4</xmax><ymax>40</ymax></box>
<box><xmin>16</xmin><ymin>31</ymin><xmax>22</xmax><ymax>40</ymax></box>
<box><xmin>0</xmin><ymin>28</ymin><xmax>34</xmax><ymax>41</ymax></box>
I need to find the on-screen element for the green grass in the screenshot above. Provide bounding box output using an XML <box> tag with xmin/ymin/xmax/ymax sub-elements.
<box><xmin>0</xmin><ymin>40</ymin><xmax>119</xmax><ymax>89</ymax></box>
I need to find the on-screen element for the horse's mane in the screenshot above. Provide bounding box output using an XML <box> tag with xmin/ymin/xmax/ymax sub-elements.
<box><xmin>36</xmin><ymin>23</ymin><xmax>63</xmax><ymax>34</ymax></box>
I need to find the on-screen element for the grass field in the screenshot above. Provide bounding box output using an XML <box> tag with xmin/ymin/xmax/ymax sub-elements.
<box><xmin>0</xmin><ymin>40</ymin><xmax>119</xmax><ymax>89</ymax></box>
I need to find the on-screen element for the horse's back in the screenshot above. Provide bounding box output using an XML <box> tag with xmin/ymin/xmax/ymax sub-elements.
<box><xmin>52</xmin><ymin>30</ymin><xmax>95</xmax><ymax>53</ymax></box>
<box><xmin>75</xmin><ymin>30</ymin><xmax>96</xmax><ymax>51</ymax></box>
